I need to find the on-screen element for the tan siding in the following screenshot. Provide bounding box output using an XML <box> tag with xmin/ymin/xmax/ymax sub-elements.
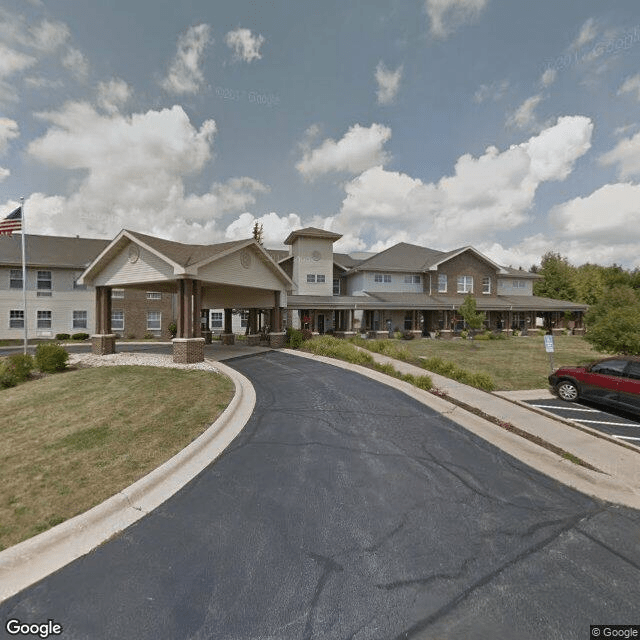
<box><xmin>93</xmin><ymin>243</ymin><xmax>175</xmax><ymax>286</ymax></box>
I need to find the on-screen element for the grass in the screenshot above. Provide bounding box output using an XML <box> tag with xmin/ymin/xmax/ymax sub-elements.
<box><xmin>402</xmin><ymin>334</ymin><xmax>609</xmax><ymax>391</ymax></box>
<box><xmin>0</xmin><ymin>365</ymin><xmax>234</xmax><ymax>550</ymax></box>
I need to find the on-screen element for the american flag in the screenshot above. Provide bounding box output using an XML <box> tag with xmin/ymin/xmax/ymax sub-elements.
<box><xmin>0</xmin><ymin>206</ymin><xmax>22</xmax><ymax>236</ymax></box>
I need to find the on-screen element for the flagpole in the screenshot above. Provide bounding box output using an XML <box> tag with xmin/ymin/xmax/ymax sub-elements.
<box><xmin>20</xmin><ymin>197</ymin><xmax>27</xmax><ymax>355</ymax></box>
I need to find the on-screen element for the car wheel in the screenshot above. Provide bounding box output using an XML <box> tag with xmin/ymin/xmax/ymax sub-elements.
<box><xmin>556</xmin><ymin>380</ymin><xmax>579</xmax><ymax>402</ymax></box>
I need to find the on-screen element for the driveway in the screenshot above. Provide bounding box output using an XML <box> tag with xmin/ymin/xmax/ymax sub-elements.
<box><xmin>1</xmin><ymin>351</ymin><xmax>639</xmax><ymax>639</ymax></box>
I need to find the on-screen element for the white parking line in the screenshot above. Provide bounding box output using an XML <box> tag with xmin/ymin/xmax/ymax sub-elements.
<box><xmin>575</xmin><ymin>419</ymin><xmax>640</xmax><ymax>427</ymax></box>
<box><xmin>529</xmin><ymin>404</ymin><xmax>599</xmax><ymax>412</ymax></box>
<box><xmin>613</xmin><ymin>435</ymin><xmax>640</xmax><ymax>441</ymax></box>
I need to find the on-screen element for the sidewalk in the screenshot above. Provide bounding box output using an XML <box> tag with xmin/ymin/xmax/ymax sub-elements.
<box><xmin>307</xmin><ymin>348</ymin><xmax>640</xmax><ymax>509</ymax></box>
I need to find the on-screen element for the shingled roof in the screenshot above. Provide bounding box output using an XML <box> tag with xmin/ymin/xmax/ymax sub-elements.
<box><xmin>0</xmin><ymin>234</ymin><xmax>110</xmax><ymax>268</ymax></box>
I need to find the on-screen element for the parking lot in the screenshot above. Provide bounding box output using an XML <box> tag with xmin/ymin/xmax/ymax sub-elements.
<box><xmin>524</xmin><ymin>397</ymin><xmax>640</xmax><ymax>444</ymax></box>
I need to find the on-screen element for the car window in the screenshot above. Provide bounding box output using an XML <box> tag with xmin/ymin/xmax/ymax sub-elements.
<box><xmin>590</xmin><ymin>360</ymin><xmax>629</xmax><ymax>376</ymax></box>
<box><xmin>625</xmin><ymin>361</ymin><xmax>640</xmax><ymax>381</ymax></box>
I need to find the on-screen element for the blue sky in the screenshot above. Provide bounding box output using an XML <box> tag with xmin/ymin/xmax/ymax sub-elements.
<box><xmin>2</xmin><ymin>0</ymin><xmax>640</xmax><ymax>268</ymax></box>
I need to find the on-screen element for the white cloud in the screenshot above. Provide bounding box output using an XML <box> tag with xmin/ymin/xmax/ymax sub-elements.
<box><xmin>62</xmin><ymin>47</ymin><xmax>89</xmax><ymax>80</ymax></box>
<box><xmin>29</xmin><ymin>19</ymin><xmax>69</xmax><ymax>52</ymax></box>
<box><xmin>225</xmin><ymin>28</ymin><xmax>265</xmax><ymax>63</ymax></box>
<box><xmin>618</xmin><ymin>74</ymin><xmax>640</xmax><ymax>101</ymax></box>
<box><xmin>97</xmin><ymin>78</ymin><xmax>131</xmax><ymax>114</ymax></box>
<box><xmin>0</xmin><ymin>117</ymin><xmax>19</xmax><ymax>153</ymax></box>
<box><xmin>334</xmin><ymin>116</ymin><xmax>593</xmax><ymax>248</ymax></box>
<box><xmin>0</xmin><ymin>44</ymin><xmax>36</xmax><ymax>78</ymax></box>
<box><xmin>225</xmin><ymin>211</ymin><xmax>302</xmax><ymax>245</ymax></box>
<box><xmin>540</xmin><ymin>68</ymin><xmax>557</xmax><ymax>87</ymax></box>
<box><xmin>375</xmin><ymin>62</ymin><xmax>403</xmax><ymax>105</ymax></box>
<box><xmin>296</xmin><ymin>123</ymin><xmax>392</xmax><ymax>180</ymax></box>
<box><xmin>600</xmin><ymin>131</ymin><xmax>640</xmax><ymax>179</ymax></box>
<box><xmin>0</xmin><ymin>167</ymin><xmax>9</xmax><ymax>181</ymax></box>
<box><xmin>425</xmin><ymin>0</ymin><xmax>489</xmax><ymax>39</ymax></box>
<box><xmin>570</xmin><ymin>18</ymin><xmax>598</xmax><ymax>51</ymax></box>
<box><xmin>162</xmin><ymin>24</ymin><xmax>211</xmax><ymax>94</ymax></box>
<box><xmin>506</xmin><ymin>94</ymin><xmax>544</xmax><ymax>131</ymax></box>
<box><xmin>24</xmin><ymin>76</ymin><xmax>64</xmax><ymax>90</ymax></box>
<box><xmin>473</xmin><ymin>79</ymin><xmax>508</xmax><ymax>104</ymax></box>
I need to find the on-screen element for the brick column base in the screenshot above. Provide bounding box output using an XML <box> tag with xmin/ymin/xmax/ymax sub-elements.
<box><xmin>246</xmin><ymin>334</ymin><xmax>261</xmax><ymax>346</ymax></box>
<box><xmin>367</xmin><ymin>330</ymin><xmax>389</xmax><ymax>339</ymax></box>
<box><xmin>334</xmin><ymin>331</ymin><xmax>356</xmax><ymax>340</ymax></box>
<box><xmin>268</xmin><ymin>332</ymin><xmax>286</xmax><ymax>348</ymax></box>
<box><xmin>91</xmin><ymin>334</ymin><xmax>116</xmax><ymax>355</ymax></box>
<box><xmin>220</xmin><ymin>333</ymin><xmax>235</xmax><ymax>345</ymax></box>
<box><xmin>172</xmin><ymin>338</ymin><xmax>205</xmax><ymax>363</ymax></box>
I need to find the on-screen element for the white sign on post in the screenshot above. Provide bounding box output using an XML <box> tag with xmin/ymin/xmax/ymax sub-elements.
<box><xmin>544</xmin><ymin>334</ymin><xmax>555</xmax><ymax>353</ymax></box>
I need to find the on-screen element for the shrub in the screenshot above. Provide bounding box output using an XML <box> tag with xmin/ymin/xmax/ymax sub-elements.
<box><xmin>460</xmin><ymin>330</ymin><xmax>469</xmax><ymax>340</ymax></box>
<box><xmin>489</xmin><ymin>331</ymin><xmax>507</xmax><ymax>340</ymax></box>
<box><xmin>55</xmin><ymin>333</ymin><xmax>71</xmax><ymax>341</ymax></box>
<box><xmin>301</xmin><ymin>329</ymin><xmax>313</xmax><ymax>341</ymax></box>
<box><xmin>473</xmin><ymin>331</ymin><xmax>490</xmax><ymax>341</ymax></box>
<box><xmin>6</xmin><ymin>353</ymin><xmax>34</xmax><ymax>382</ymax></box>
<box><xmin>127</xmin><ymin>333</ymin><xmax>136</xmax><ymax>340</ymax></box>
<box><xmin>168</xmin><ymin>322</ymin><xmax>178</xmax><ymax>338</ymax></box>
<box><xmin>402</xmin><ymin>331</ymin><xmax>416</xmax><ymax>340</ymax></box>
<box><xmin>467</xmin><ymin>372</ymin><xmax>496</xmax><ymax>391</ymax></box>
<box><xmin>421</xmin><ymin>356</ymin><xmax>495</xmax><ymax>391</ymax></box>
<box><xmin>374</xmin><ymin>362</ymin><xmax>397</xmax><ymax>377</ymax></box>
<box><xmin>302</xmin><ymin>336</ymin><xmax>374</xmax><ymax>366</ymax></box>
<box><xmin>414</xmin><ymin>375</ymin><xmax>433</xmax><ymax>391</ymax></box>
<box><xmin>71</xmin><ymin>333</ymin><xmax>90</xmax><ymax>340</ymax></box>
<box><xmin>144</xmin><ymin>332</ymin><xmax>155</xmax><ymax>339</ymax></box>
<box><xmin>286</xmin><ymin>327</ymin><xmax>304</xmax><ymax>349</ymax></box>
<box><xmin>35</xmin><ymin>343</ymin><xmax>69</xmax><ymax>373</ymax></box>
<box><xmin>0</xmin><ymin>362</ymin><xmax>18</xmax><ymax>389</ymax></box>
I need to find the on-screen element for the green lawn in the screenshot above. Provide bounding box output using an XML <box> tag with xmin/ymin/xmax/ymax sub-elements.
<box><xmin>401</xmin><ymin>334</ymin><xmax>608</xmax><ymax>390</ymax></box>
<box><xmin>0</xmin><ymin>365</ymin><xmax>234</xmax><ymax>550</ymax></box>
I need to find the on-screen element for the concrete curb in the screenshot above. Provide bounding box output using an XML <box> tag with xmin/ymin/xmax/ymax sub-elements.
<box><xmin>0</xmin><ymin>360</ymin><xmax>255</xmax><ymax>603</ymax></box>
<box><xmin>282</xmin><ymin>349</ymin><xmax>640</xmax><ymax>510</ymax></box>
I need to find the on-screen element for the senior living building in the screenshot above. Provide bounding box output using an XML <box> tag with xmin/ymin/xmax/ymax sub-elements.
<box><xmin>1</xmin><ymin>227</ymin><xmax>587</xmax><ymax>345</ymax></box>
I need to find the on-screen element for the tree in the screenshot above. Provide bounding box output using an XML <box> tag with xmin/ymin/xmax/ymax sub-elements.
<box><xmin>459</xmin><ymin>294</ymin><xmax>485</xmax><ymax>330</ymax></box>
<box><xmin>252</xmin><ymin>221</ymin><xmax>264</xmax><ymax>245</ymax></box>
<box><xmin>584</xmin><ymin>285</ymin><xmax>640</xmax><ymax>355</ymax></box>
<box><xmin>533</xmin><ymin>252</ymin><xmax>577</xmax><ymax>301</ymax></box>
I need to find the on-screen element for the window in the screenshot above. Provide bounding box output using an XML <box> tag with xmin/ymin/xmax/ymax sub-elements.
<box><xmin>513</xmin><ymin>280</ymin><xmax>526</xmax><ymax>289</ymax></box>
<box><xmin>457</xmin><ymin>275</ymin><xmax>473</xmax><ymax>293</ymax></box>
<box><xmin>37</xmin><ymin>271</ymin><xmax>51</xmax><ymax>290</ymax></box>
<box><xmin>374</xmin><ymin>274</ymin><xmax>392</xmax><ymax>283</ymax></box>
<box><xmin>37</xmin><ymin>270</ymin><xmax>52</xmax><ymax>296</ymax></box>
<box><xmin>306</xmin><ymin>274</ymin><xmax>316</xmax><ymax>283</ymax></box>
<box><xmin>147</xmin><ymin>311</ymin><xmax>161</xmax><ymax>331</ymax></box>
<box><xmin>211</xmin><ymin>312</ymin><xmax>223</xmax><ymax>328</ymax></box>
<box><xmin>146</xmin><ymin>292</ymin><xmax>162</xmax><ymax>300</ymax></box>
<box><xmin>111</xmin><ymin>289</ymin><xmax>124</xmax><ymax>299</ymax></box>
<box><xmin>591</xmin><ymin>360</ymin><xmax>628</xmax><ymax>377</ymax></box>
<box><xmin>438</xmin><ymin>274</ymin><xmax>447</xmax><ymax>293</ymax></box>
<box><xmin>404</xmin><ymin>275</ymin><xmax>421</xmax><ymax>284</ymax></box>
<box><xmin>73</xmin><ymin>310</ymin><xmax>87</xmax><ymax>329</ymax></box>
<box><xmin>482</xmin><ymin>277</ymin><xmax>491</xmax><ymax>294</ymax></box>
<box><xmin>9</xmin><ymin>310</ymin><xmax>24</xmax><ymax>329</ymax></box>
<box><xmin>333</xmin><ymin>279</ymin><xmax>341</xmax><ymax>295</ymax></box>
<box><xmin>316</xmin><ymin>274</ymin><xmax>326</xmax><ymax>283</ymax></box>
<box><xmin>10</xmin><ymin>269</ymin><xmax>22</xmax><ymax>289</ymax></box>
<box><xmin>37</xmin><ymin>310</ymin><xmax>52</xmax><ymax>329</ymax></box>
<box><xmin>111</xmin><ymin>310</ymin><xmax>124</xmax><ymax>331</ymax></box>
<box><xmin>240</xmin><ymin>311</ymin><xmax>249</xmax><ymax>328</ymax></box>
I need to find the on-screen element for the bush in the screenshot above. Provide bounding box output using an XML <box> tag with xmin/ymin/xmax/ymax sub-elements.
<box><xmin>301</xmin><ymin>329</ymin><xmax>313</xmax><ymax>341</ymax></box>
<box><xmin>35</xmin><ymin>343</ymin><xmax>69</xmax><ymax>373</ymax></box>
<box><xmin>402</xmin><ymin>331</ymin><xmax>416</xmax><ymax>340</ymax></box>
<box><xmin>414</xmin><ymin>375</ymin><xmax>433</xmax><ymax>391</ymax></box>
<box><xmin>302</xmin><ymin>336</ymin><xmax>374</xmax><ymax>366</ymax></box>
<box><xmin>0</xmin><ymin>363</ymin><xmax>18</xmax><ymax>388</ymax></box>
<box><xmin>168</xmin><ymin>322</ymin><xmax>178</xmax><ymax>338</ymax></box>
<box><xmin>6</xmin><ymin>354</ymin><xmax>34</xmax><ymax>382</ymax></box>
<box><xmin>460</xmin><ymin>330</ymin><xmax>469</xmax><ymax>340</ymax></box>
<box><xmin>144</xmin><ymin>332</ymin><xmax>155</xmax><ymax>339</ymax></box>
<box><xmin>55</xmin><ymin>333</ymin><xmax>71</xmax><ymax>341</ymax></box>
<box><xmin>286</xmin><ymin>327</ymin><xmax>304</xmax><ymax>349</ymax></box>
<box><xmin>72</xmin><ymin>332</ymin><xmax>90</xmax><ymax>340</ymax></box>
<box><xmin>473</xmin><ymin>331</ymin><xmax>491</xmax><ymax>341</ymax></box>
<box><xmin>421</xmin><ymin>356</ymin><xmax>495</xmax><ymax>391</ymax></box>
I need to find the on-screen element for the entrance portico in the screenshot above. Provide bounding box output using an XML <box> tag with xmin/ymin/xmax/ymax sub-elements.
<box><xmin>79</xmin><ymin>230</ymin><xmax>292</xmax><ymax>362</ymax></box>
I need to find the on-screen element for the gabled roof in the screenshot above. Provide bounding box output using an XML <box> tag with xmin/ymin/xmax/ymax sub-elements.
<box><xmin>0</xmin><ymin>234</ymin><xmax>109</xmax><ymax>269</ymax></box>
<box><xmin>425</xmin><ymin>245</ymin><xmax>507</xmax><ymax>273</ymax></box>
<box><xmin>283</xmin><ymin>227</ymin><xmax>342</xmax><ymax>245</ymax></box>
<box><xmin>500</xmin><ymin>266</ymin><xmax>542</xmax><ymax>279</ymax></box>
<box><xmin>347</xmin><ymin>242</ymin><xmax>447</xmax><ymax>273</ymax></box>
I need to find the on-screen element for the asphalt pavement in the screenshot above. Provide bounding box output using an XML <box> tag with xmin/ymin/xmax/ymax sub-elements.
<box><xmin>1</xmin><ymin>351</ymin><xmax>639</xmax><ymax>639</ymax></box>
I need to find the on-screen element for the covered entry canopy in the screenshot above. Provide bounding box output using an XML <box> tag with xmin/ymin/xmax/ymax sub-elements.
<box><xmin>79</xmin><ymin>229</ymin><xmax>293</xmax><ymax>359</ymax></box>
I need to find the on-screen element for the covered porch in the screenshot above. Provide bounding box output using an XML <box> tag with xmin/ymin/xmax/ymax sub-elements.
<box><xmin>81</xmin><ymin>230</ymin><xmax>292</xmax><ymax>362</ymax></box>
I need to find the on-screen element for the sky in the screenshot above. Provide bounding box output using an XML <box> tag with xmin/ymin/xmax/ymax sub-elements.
<box><xmin>2</xmin><ymin>0</ymin><xmax>640</xmax><ymax>269</ymax></box>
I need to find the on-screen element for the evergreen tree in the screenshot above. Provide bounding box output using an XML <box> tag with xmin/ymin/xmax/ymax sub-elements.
<box><xmin>252</xmin><ymin>221</ymin><xmax>264</xmax><ymax>245</ymax></box>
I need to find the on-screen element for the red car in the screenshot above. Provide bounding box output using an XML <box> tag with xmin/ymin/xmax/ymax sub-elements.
<box><xmin>549</xmin><ymin>356</ymin><xmax>640</xmax><ymax>414</ymax></box>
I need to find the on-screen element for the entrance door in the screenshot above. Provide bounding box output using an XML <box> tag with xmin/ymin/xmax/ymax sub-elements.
<box><xmin>317</xmin><ymin>314</ymin><xmax>325</xmax><ymax>334</ymax></box>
